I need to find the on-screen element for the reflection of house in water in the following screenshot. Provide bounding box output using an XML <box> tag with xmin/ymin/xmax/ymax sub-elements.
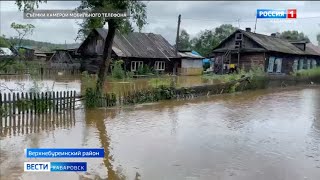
<box><xmin>210</xmin><ymin>28</ymin><xmax>320</xmax><ymax>74</ymax></box>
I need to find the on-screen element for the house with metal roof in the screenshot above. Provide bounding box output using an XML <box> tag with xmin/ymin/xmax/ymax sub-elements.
<box><xmin>210</xmin><ymin>27</ymin><xmax>320</xmax><ymax>74</ymax></box>
<box><xmin>77</xmin><ymin>28</ymin><xmax>180</xmax><ymax>74</ymax></box>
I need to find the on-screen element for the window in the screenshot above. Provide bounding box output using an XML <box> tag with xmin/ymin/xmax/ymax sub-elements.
<box><xmin>292</xmin><ymin>59</ymin><xmax>298</xmax><ymax>72</ymax></box>
<box><xmin>131</xmin><ymin>61</ymin><xmax>143</xmax><ymax>71</ymax></box>
<box><xmin>299</xmin><ymin>59</ymin><xmax>304</xmax><ymax>70</ymax></box>
<box><xmin>267</xmin><ymin>57</ymin><xmax>275</xmax><ymax>73</ymax></box>
<box><xmin>96</xmin><ymin>39</ymin><xmax>103</xmax><ymax>54</ymax></box>
<box><xmin>307</xmin><ymin>59</ymin><xmax>311</xmax><ymax>69</ymax></box>
<box><xmin>275</xmin><ymin>58</ymin><xmax>282</xmax><ymax>73</ymax></box>
<box><xmin>155</xmin><ymin>61</ymin><xmax>165</xmax><ymax>71</ymax></box>
<box><xmin>312</xmin><ymin>60</ymin><xmax>317</xmax><ymax>69</ymax></box>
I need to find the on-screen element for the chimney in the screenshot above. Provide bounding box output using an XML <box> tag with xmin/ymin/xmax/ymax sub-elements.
<box><xmin>271</xmin><ymin>33</ymin><xmax>277</xmax><ymax>37</ymax></box>
<box><xmin>245</xmin><ymin>27</ymin><xmax>251</xmax><ymax>32</ymax></box>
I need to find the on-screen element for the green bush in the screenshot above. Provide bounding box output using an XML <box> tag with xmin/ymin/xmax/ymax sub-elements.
<box><xmin>111</xmin><ymin>60</ymin><xmax>126</xmax><ymax>79</ymax></box>
<box><xmin>136</xmin><ymin>65</ymin><xmax>154</xmax><ymax>75</ymax></box>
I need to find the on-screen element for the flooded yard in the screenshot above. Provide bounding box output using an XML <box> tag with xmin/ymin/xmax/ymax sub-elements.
<box><xmin>0</xmin><ymin>74</ymin><xmax>220</xmax><ymax>95</ymax></box>
<box><xmin>0</xmin><ymin>85</ymin><xmax>319</xmax><ymax>180</ymax></box>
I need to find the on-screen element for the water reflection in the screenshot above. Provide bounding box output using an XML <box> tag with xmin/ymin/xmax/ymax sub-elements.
<box><xmin>0</xmin><ymin>86</ymin><xmax>320</xmax><ymax>180</ymax></box>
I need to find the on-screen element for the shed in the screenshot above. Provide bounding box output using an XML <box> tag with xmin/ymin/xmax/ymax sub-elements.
<box><xmin>178</xmin><ymin>50</ymin><xmax>204</xmax><ymax>75</ymax></box>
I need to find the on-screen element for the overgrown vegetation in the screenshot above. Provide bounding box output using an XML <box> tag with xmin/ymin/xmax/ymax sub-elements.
<box><xmin>292</xmin><ymin>67</ymin><xmax>320</xmax><ymax>78</ymax></box>
<box><xmin>85</xmin><ymin>88</ymin><xmax>116</xmax><ymax>108</ymax></box>
<box><xmin>136</xmin><ymin>65</ymin><xmax>154</xmax><ymax>75</ymax></box>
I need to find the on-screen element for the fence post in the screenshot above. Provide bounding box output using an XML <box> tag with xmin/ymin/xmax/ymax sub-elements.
<box><xmin>73</xmin><ymin>90</ymin><xmax>76</xmax><ymax>109</ymax></box>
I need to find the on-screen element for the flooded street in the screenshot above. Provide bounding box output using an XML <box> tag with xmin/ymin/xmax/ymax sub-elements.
<box><xmin>1</xmin><ymin>86</ymin><xmax>320</xmax><ymax>180</ymax></box>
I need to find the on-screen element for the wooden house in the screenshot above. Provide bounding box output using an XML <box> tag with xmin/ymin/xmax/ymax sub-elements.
<box><xmin>48</xmin><ymin>49</ymin><xmax>80</xmax><ymax>69</ymax></box>
<box><xmin>15</xmin><ymin>46</ymin><xmax>35</xmax><ymax>61</ymax></box>
<box><xmin>210</xmin><ymin>28</ymin><xmax>320</xmax><ymax>74</ymax></box>
<box><xmin>77</xmin><ymin>28</ymin><xmax>180</xmax><ymax>74</ymax></box>
<box><xmin>178</xmin><ymin>50</ymin><xmax>204</xmax><ymax>75</ymax></box>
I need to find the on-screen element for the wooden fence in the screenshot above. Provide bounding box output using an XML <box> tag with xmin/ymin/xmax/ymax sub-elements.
<box><xmin>0</xmin><ymin>110</ymin><xmax>75</xmax><ymax>137</ymax></box>
<box><xmin>0</xmin><ymin>90</ymin><xmax>78</xmax><ymax>116</ymax></box>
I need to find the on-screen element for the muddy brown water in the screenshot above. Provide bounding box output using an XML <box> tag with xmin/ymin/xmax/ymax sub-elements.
<box><xmin>0</xmin><ymin>84</ymin><xmax>319</xmax><ymax>180</ymax></box>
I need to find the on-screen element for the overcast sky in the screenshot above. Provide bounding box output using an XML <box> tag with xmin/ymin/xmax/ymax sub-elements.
<box><xmin>0</xmin><ymin>1</ymin><xmax>319</xmax><ymax>45</ymax></box>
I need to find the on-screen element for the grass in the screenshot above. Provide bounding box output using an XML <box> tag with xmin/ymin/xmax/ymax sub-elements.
<box><xmin>202</xmin><ymin>66</ymin><xmax>262</xmax><ymax>83</ymax></box>
<box><xmin>148</xmin><ymin>77</ymin><xmax>174</xmax><ymax>88</ymax></box>
<box><xmin>292</xmin><ymin>67</ymin><xmax>320</xmax><ymax>78</ymax></box>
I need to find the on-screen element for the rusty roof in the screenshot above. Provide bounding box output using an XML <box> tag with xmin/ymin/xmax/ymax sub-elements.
<box><xmin>95</xmin><ymin>28</ymin><xmax>178</xmax><ymax>59</ymax></box>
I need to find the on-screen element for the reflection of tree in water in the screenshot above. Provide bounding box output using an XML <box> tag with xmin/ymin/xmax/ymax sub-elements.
<box><xmin>82</xmin><ymin>108</ymin><xmax>141</xmax><ymax>180</ymax></box>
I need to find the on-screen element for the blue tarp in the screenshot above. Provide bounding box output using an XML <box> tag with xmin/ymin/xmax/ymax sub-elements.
<box><xmin>190</xmin><ymin>50</ymin><xmax>213</xmax><ymax>64</ymax></box>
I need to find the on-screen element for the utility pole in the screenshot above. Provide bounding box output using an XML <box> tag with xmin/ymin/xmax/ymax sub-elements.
<box><xmin>236</xmin><ymin>19</ymin><xmax>241</xmax><ymax>29</ymax></box>
<box><xmin>175</xmin><ymin>14</ymin><xmax>181</xmax><ymax>56</ymax></box>
<box><xmin>254</xmin><ymin>14</ymin><xmax>258</xmax><ymax>33</ymax></box>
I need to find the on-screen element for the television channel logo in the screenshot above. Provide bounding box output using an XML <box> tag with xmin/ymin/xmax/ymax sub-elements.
<box><xmin>257</xmin><ymin>9</ymin><xmax>297</xmax><ymax>19</ymax></box>
<box><xmin>24</xmin><ymin>162</ymin><xmax>87</xmax><ymax>172</ymax></box>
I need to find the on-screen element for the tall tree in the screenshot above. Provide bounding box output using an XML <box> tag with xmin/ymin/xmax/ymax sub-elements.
<box><xmin>10</xmin><ymin>22</ymin><xmax>35</xmax><ymax>47</ymax></box>
<box><xmin>179</xmin><ymin>29</ymin><xmax>192</xmax><ymax>51</ymax></box>
<box><xmin>16</xmin><ymin>0</ymin><xmax>147</xmax><ymax>95</ymax></box>
<box><xmin>191</xmin><ymin>29</ymin><xmax>217</xmax><ymax>57</ymax></box>
<box><xmin>317</xmin><ymin>33</ymin><xmax>320</xmax><ymax>46</ymax></box>
<box><xmin>190</xmin><ymin>24</ymin><xmax>237</xmax><ymax>57</ymax></box>
<box><xmin>0</xmin><ymin>35</ymin><xmax>10</xmax><ymax>48</ymax></box>
<box><xmin>214</xmin><ymin>24</ymin><xmax>237</xmax><ymax>43</ymax></box>
<box><xmin>279</xmin><ymin>30</ymin><xmax>310</xmax><ymax>42</ymax></box>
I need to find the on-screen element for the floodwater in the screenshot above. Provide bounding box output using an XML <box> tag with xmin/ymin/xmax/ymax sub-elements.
<box><xmin>0</xmin><ymin>74</ymin><xmax>219</xmax><ymax>95</ymax></box>
<box><xmin>0</xmin><ymin>85</ymin><xmax>319</xmax><ymax>180</ymax></box>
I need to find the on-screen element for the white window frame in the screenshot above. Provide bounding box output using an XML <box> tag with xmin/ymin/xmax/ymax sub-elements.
<box><xmin>312</xmin><ymin>60</ymin><xmax>317</xmax><ymax>69</ymax></box>
<box><xmin>267</xmin><ymin>57</ymin><xmax>275</xmax><ymax>73</ymax></box>
<box><xmin>155</xmin><ymin>61</ymin><xmax>165</xmax><ymax>71</ymax></box>
<box><xmin>275</xmin><ymin>58</ymin><xmax>282</xmax><ymax>73</ymax></box>
<box><xmin>307</xmin><ymin>59</ymin><xmax>311</xmax><ymax>69</ymax></box>
<box><xmin>299</xmin><ymin>59</ymin><xmax>304</xmax><ymax>70</ymax></box>
<box><xmin>131</xmin><ymin>61</ymin><xmax>143</xmax><ymax>72</ymax></box>
<box><xmin>293</xmin><ymin>59</ymin><xmax>298</xmax><ymax>72</ymax></box>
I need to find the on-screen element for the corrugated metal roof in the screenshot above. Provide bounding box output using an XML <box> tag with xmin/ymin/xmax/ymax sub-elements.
<box><xmin>178</xmin><ymin>51</ymin><xmax>204</xmax><ymax>59</ymax></box>
<box><xmin>95</xmin><ymin>28</ymin><xmax>178</xmax><ymax>59</ymax></box>
<box><xmin>0</xmin><ymin>47</ymin><xmax>14</xmax><ymax>56</ymax></box>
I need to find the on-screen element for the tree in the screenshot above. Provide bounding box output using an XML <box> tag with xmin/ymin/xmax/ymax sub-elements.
<box><xmin>190</xmin><ymin>24</ymin><xmax>237</xmax><ymax>56</ymax></box>
<box><xmin>191</xmin><ymin>29</ymin><xmax>217</xmax><ymax>56</ymax></box>
<box><xmin>16</xmin><ymin>0</ymin><xmax>147</xmax><ymax>95</ymax></box>
<box><xmin>279</xmin><ymin>30</ymin><xmax>310</xmax><ymax>42</ymax></box>
<box><xmin>10</xmin><ymin>22</ymin><xmax>35</xmax><ymax>47</ymax></box>
<box><xmin>179</xmin><ymin>29</ymin><xmax>192</xmax><ymax>51</ymax></box>
<box><xmin>214</xmin><ymin>24</ymin><xmax>237</xmax><ymax>43</ymax></box>
<box><xmin>0</xmin><ymin>35</ymin><xmax>10</xmax><ymax>48</ymax></box>
<box><xmin>317</xmin><ymin>33</ymin><xmax>320</xmax><ymax>46</ymax></box>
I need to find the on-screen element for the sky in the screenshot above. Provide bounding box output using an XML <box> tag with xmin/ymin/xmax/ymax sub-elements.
<box><xmin>0</xmin><ymin>1</ymin><xmax>319</xmax><ymax>45</ymax></box>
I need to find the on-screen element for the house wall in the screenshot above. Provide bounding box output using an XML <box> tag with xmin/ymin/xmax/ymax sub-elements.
<box><xmin>220</xmin><ymin>34</ymin><xmax>262</xmax><ymax>49</ymax></box>
<box><xmin>80</xmin><ymin>32</ymin><xmax>104</xmax><ymax>56</ymax></box>
<box><xmin>180</xmin><ymin>59</ymin><xmax>203</xmax><ymax>75</ymax></box>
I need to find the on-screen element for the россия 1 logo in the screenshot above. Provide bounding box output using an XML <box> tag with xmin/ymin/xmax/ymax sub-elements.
<box><xmin>257</xmin><ymin>9</ymin><xmax>297</xmax><ymax>19</ymax></box>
